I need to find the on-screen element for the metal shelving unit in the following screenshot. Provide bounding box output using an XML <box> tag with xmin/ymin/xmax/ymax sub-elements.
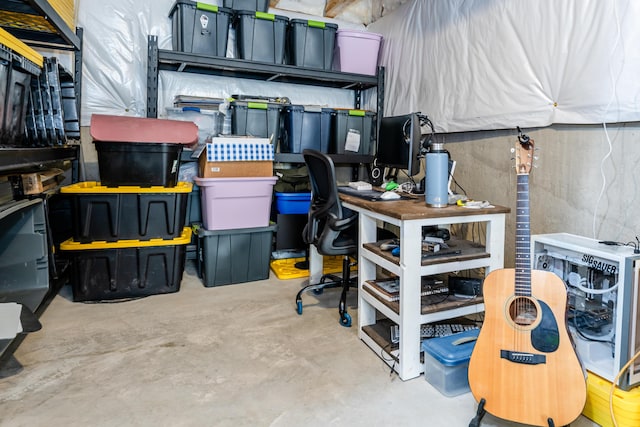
<box><xmin>0</xmin><ymin>0</ymin><xmax>80</xmax><ymax>50</ymax></box>
<box><xmin>0</xmin><ymin>0</ymin><xmax>80</xmax><ymax>366</ymax></box>
<box><xmin>145</xmin><ymin>35</ymin><xmax>385</xmax><ymax>165</ymax></box>
<box><xmin>0</xmin><ymin>1</ymin><xmax>82</xmax><ymax>176</ymax></box>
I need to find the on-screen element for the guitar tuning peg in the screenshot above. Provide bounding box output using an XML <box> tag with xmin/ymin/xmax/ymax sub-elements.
<box><xmin>533</xmin><ymin>156</ymin><xmax>539</xmax><ymax>161</ymax></box>
<box><xmin>510</xmin><ymin>148</ymin><xmax>515</xmax><ymax>153</ymax></box>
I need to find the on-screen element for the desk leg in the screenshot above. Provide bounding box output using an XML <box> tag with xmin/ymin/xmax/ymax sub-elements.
<box><xmin>357</xmin><ymin>213</ymin><xmax>378</xmax><ymax>330</ymax></box>
<box><xmin>485</xmin><ymin>214</ymin><xmax>506</xmax><ymax>273</ymax></box>
<box><xmin>397</xmin><ymin>220</ymin><xmax>423</xmax><ymax>380</ymax></box>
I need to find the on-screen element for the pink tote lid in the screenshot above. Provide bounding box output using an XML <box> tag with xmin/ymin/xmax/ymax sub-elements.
<box><xmin>90</xmin><ymin>114</ymin><xmax>198</xmax><ymax>145</ymax></box>
<box><xmin>336</xmin><ymin>29</ymin><xmax>383</xmax><ymax>41</ymax></box>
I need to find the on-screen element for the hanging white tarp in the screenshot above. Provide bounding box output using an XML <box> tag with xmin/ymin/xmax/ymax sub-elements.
<box><xmin>368</xmin><ymin>0</ymin><xmax>640</xmax><ymax>132</ymax></box>
<box><xmin>76</xmin><ymin>0</ymin><xmax>366</xmax><ymax>124</ymax></box>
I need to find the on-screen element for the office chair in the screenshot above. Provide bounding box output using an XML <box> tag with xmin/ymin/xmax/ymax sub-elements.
<box><xmin>295</xmin><ymin>149</ymin><xmax>359</xmax><ymax>327</ymax></box>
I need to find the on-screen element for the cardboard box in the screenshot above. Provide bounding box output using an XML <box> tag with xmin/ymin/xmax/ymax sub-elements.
<box><xmin>199</xmin><ymin>159</ymin><xmax>273</xmax><ymax>178</ymax></box>
<box><xmin>198</xmin><ymin>137</ymin><xmax>274</xmax><ymax>178</ymax></box>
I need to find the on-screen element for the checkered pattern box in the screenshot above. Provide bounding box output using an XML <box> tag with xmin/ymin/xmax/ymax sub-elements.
<box><xmin>198</xmin><ymin>137</ymin><xmax>274</xmax><ymax>178</ymax></box>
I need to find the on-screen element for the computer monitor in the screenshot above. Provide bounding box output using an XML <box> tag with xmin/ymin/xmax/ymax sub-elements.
<box><xmin>376</xmin><ymin>113</ymin><xmax>422</xmax><ymax>177</ymax></box>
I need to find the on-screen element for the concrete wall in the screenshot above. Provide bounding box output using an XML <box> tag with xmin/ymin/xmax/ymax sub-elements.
<box><xmin>444</xmin><ymin>123</ymin><xmax>640</xmax><ymax>267</ymax></box>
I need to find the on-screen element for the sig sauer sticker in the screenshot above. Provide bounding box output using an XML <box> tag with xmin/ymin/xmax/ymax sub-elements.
<box><xmin>581</xmin><ymin>254</ymin><xmax>617</xmax><ymax>274</ymax></box>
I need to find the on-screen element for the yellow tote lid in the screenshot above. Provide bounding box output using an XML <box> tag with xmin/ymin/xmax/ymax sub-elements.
<box><xmin>60</xmin><ymin>181</ymin><xmax>193</xmax><ymax>194</ymax></box>
<box><xmin>60</xmin><ymin>227</ymin><xmax>192</xmax><ymax>250</ymax></box>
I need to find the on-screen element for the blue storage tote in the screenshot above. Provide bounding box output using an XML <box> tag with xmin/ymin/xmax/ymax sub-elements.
<box><xmin>275</xmin><ymin>192</ymin><xmax>311</xmax><ymax>214</ymax></box>
<box><xmin>170</xmin><ymin>1</ymin><xmax>232</xmax><ymax>57</ymax></box>
<box><xmin>330</xmin><ymin>109</ymin><xmax>375</xmax><ymax>155</ymax></box>
<box><xmin>281</xmin><ymin>105</ymin><xmax>333</xmax><ymax>153</ymax></box>
<box><xmin>421</xmin><ymin>328</ymin><xmax>480</xmax><ymax>397</ymax></box>
<box><xmin>287</xmin><ymin>19</ymin><xmax>338</xmax><ymax>70</ymax></box>
<box><xmin>235</xmin><ymin>11</ymin><xmax>288</xmax><ymax>64</ymax></box>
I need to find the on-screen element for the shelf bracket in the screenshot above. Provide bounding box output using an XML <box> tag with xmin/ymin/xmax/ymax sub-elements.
<box><xmin>147</xmin><ymin>35</ymin><xmax>159</xmax><ymax>118</ymax></box>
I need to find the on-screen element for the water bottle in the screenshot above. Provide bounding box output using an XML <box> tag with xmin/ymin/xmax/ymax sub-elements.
<box><xmin>425</xmin><ymin>142</ymin><xmax>448</xmax><ymax>207</ymax></box>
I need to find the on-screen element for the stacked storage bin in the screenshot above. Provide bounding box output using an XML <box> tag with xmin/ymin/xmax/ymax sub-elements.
<box><xmin>169</xmin><ymin>0</ymin><xmax>233</xmax><ymax>57</ymax></box>
<box><xmin>330</xmin><ymin>108</ymin><xmax>376</xmax><ymax>156</ymax></box>
<box><xmin>195</xmin><ymin>136</ymin><xmax>277</xmax><ymax>287</ymax></box>
<box><xmin>58</xmin><ymin>114</ymin><xmax>197</xmax><ymax>302</ymax></box>
<box><xmin>0</xmin><ymin>28</ymin><xmax>43</xmax><ymax>146</ymax></box>
<box><xmin>166</xmin><ymin>105</ymin><xmax>226</xmax><ymax>256</ymax></box>
<box><xmin>230</xmin><ymin>97</ymin><xmax>285</xmax><ymax>143</ymax></box>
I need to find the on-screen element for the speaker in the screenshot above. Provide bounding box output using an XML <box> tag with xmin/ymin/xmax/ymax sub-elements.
<box><xmin>449</xmin><ymin>276</ymin><xmax>483</xmax><ymax>297</ymax></box>
<box><xmin>369</xmin><ymin>162</ymin><xmax>384</xmax><ymax>187</ymax></box>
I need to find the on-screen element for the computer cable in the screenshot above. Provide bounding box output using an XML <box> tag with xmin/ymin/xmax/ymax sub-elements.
<box><xmin>417</xmin><ymin>113</ymin><xmax>435</xmax><ymax>152</ymax></box>
<box><xmin>380</xmin><ymin>342</ymin><xmax>399</xmax><ymax>378</ymax></box>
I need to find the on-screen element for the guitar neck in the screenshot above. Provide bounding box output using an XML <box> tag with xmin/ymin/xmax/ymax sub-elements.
<box><xmin>515</xmin><ymin>173</ymin><xmax>531</xmax><ymax>296</ymax></box>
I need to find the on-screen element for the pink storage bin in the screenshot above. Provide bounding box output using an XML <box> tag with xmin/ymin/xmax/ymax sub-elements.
<box><xmin>194</xmin><ymin>176</ymin><xmax>277</xmax><ymax>230</ymax></box>
<box><xmin>333</xmin><ymin>29</ymin><xmax>383</xmax><ymax>76</ymax></box>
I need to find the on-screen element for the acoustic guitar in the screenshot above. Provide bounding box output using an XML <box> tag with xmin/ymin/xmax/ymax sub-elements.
<box><xmin>467</xmin><ymin>132</ymin><xmax>586</xmax><ymax>426</ymax></box>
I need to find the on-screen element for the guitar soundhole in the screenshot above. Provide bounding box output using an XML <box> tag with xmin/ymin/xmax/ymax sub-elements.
<box><xmin>509</xmin><ymin>297</ymin><xmax>538</xmax><ymax>326</ymax></box>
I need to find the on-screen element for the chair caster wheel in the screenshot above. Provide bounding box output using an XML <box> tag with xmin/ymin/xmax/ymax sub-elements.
<box><xmin>339</xmin><ymin>312</ymin><xmax>352</xmax><ymax>327</ymax></box>
<box><xmin>312</xmin><ymin>288</ymin><xmax>323</xmax><ymax>295</ymax></box>
<box><xmin>296</xmin><ymin>300</ymin><xmax>303</xmax><ymax>315</ymax></box>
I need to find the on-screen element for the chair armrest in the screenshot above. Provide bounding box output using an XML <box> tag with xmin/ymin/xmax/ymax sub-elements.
<box><xmin>327</xmin><ymin>212</ymin><xmax>358</xmax><ymax>231</ymax></box>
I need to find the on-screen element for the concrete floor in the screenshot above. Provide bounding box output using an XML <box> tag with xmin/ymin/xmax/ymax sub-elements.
<box><xmin>0</xmin><ymin>262</ymin><xmax>599</xmax><ymax>427</ymax></box>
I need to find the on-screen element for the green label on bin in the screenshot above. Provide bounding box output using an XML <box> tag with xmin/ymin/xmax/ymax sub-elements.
<box><xmin>255</xmin><ymin>11</ymin><xmax>275</xmax><ymax>21</ymax></box>
<box><xmin>248</xmin><ymin>102</ymin><xmax>268</xmax><ymax>110</ymax></box>
<box><xmin>196</xmin><ymin>2</ymin><xmax>218</xmax><ymax>12</ymax></box>
<box><xmin>348</xmin><ymin>110</ymin><xmax>366</xmax><ymax>117</ymax></box>
<box><xmin>308</xmin><ymin>20</ymin><xmax>326</xmax><ymax>29</ymax></box>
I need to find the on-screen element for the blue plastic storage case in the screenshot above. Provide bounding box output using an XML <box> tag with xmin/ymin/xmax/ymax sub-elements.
<box><xmin>275</xmin><ymin>192</ymin><xmax>311</xmax><ymax>214</ymax></box>
<box><xmin>420</xmin><ymin>328</ymin><xmax>480</xmax><ymax>396</ymax></box>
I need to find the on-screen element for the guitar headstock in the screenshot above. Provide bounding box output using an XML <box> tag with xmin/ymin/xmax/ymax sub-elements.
<box><xmin>515</xmin><ymin>127</ymin><xmax>535</xmax><ymax>175</ymax></box>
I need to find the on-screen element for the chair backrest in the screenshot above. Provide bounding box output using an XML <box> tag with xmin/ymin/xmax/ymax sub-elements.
<box><xmin>302</xmin><ymin>149</ymin><xmax>356</xmax><ymax>256</ymax></box>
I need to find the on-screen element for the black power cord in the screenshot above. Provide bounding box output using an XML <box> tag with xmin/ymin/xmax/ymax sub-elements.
<box><xmin>598</xmin><ymin>236</ymin><xmax>640</xmax><ymax>254</ymax></box>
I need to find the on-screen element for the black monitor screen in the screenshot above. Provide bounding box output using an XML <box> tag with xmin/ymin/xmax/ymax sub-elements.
<box><xmin>376</xmin><ymin>113</ymin><xmax>422</xmax><ymax>177</ymax></box>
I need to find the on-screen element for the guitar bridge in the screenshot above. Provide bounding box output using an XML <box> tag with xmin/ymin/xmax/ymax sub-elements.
<box><xmin>500</xmin><ymin>350</ymin><xmax>546</xmax><ymax>365</ymax></box>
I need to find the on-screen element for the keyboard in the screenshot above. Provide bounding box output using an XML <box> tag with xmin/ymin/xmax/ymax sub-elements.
<box><xmin>420</xmin><ymin>323</ymin><xmax>478</xmax><ymax>339</ymax></box>
<box><xmin>338</xmin><ymin>186</ymin><xmax>410</xmax><ymax>201</ymax></box>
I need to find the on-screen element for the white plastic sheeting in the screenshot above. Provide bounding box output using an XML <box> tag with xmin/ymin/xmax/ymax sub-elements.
<box><xmin>369</xmin><ymin>0</ymin><xmax>640</xmax><ymax>132</ymax></box>
<box><xmin>76</xmin><ymin>0</ymin><xmax>367</xmax><ymax>124</ymax></box>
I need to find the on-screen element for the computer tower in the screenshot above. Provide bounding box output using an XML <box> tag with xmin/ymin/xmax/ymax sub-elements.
<box><xmin>531</xmin><ymin>233</ymin><xmax>640</xmax><ymax>390</ymax></box>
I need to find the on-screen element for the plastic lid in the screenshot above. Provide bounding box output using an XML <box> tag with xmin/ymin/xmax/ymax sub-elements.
<box><xmin>194</xmin><ymin>176</ymin><xmax>277</xmax><ymax>186</ymax></box>
<box><xmin>336</xmin><ymin>29</ymin><xmax>383</xmax><ymax>41</ymax></box>
<box><xmin>60</xmin><ymin>181</ymin><xmax>193</xmax><ymax>194</ymax></box>
<box><xmin>60</xmin><ymin>227</ymin><xmax>192</xmax><ymax>250</ymax></box>
<box><xmin>290</xmin><ymin>19</ymin><xmax>338</xmax><ymax>29</ymax></box>
<box><xmin>90</xmin><ymin>114</ymin><xmax>198</xmax><ymax>145</ymax></box>
<box><xmin>420</xmin><ymin>329</ymin><xmax>480</xmax><ymax>366</ymax></box>
<box><xmin>166</xmin><ymin>106</ymin><xmax>223</xmax><ymax>116</ymax></box>
<box><xmin>236</xmin><ymin>10</ymin><xmax>288</xmax><ymax>21</ymax></box>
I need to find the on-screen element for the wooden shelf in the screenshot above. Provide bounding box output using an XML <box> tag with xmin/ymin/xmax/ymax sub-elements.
<box><xmin>364</xmin><ymin>238</ymin><xmax>490</xmax><ymax>267</ymax></box>
<box><xmin>363</xmin><ymin>284</ymin><xmax>485</xmax><ymax>315</ymax></box>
